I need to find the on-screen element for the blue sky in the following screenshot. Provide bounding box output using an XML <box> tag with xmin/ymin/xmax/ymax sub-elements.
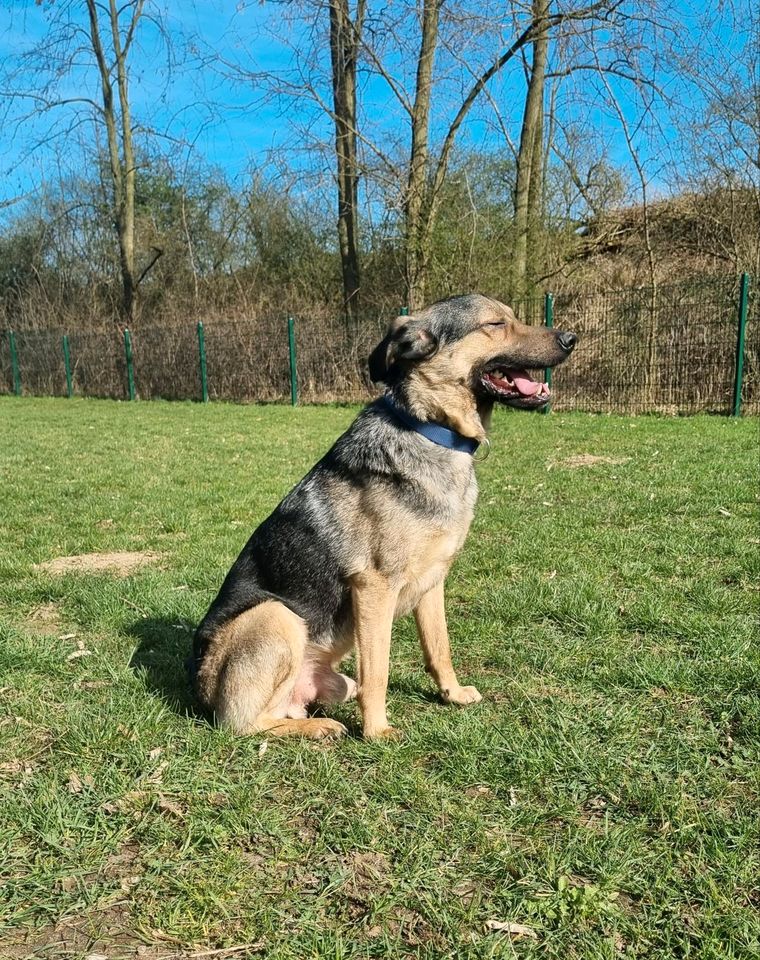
<box><xmin>0</xmin><ymin>0</ymin><xmax>750</xmax><ymax>215</ymax></box>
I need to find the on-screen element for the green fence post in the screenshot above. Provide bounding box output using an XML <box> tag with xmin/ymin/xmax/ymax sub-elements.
<box><xmin>197</xmin><ymin>321</ymin><xmax>209</xmax><ymax>403</ymax></box>
<box><xmin>288</xmin><ymin>317</ymin><xmax>297</xmax><ymax>406</ymax></box>
<box><xmin>400</xmin><ymin>306</ymin><xmax>409</xmax><ymax>316</ymax></box>
<box><xmin>8</xmin><ymin>331</ymin><xmax>21</xmax><ymax>396</ymax></box>
<box><xmin>62</xmin><ymin>334</ymin><xmax>73</xmax><ymax>398</ymax></box>
<box><xmin>542</xmin><ymin>292</ymin><xmax>554</xmax><ymax>414</ymax></box>
<box><xmin>123</xmin><ymin>328</ymin><xmax>135</xmax><ymax>401</ymax></box>
<box><xmin>732</xmin><ymin>272</ymin><xmax>750</xmax><ymax>417</ymax></box>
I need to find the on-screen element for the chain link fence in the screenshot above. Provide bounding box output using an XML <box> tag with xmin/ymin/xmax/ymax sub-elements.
<box><xmin>1</xmin><ymin>274</ymin><xmax>757</xmax><ymax>415</ymax></box>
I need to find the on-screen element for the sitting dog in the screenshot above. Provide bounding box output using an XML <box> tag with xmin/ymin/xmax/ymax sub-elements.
<box><xmin>192</xmin><ymin>294</ymin><xmax>576</xmax><ymax>738</ymax></box>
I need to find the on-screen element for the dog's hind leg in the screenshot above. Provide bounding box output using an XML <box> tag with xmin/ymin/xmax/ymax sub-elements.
<box><xmin>201</xmin><ymin>601</ymin><xmax>347</xmax><ymax>739</ymax></box>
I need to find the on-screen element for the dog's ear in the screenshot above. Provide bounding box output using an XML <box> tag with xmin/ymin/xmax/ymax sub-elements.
<box><xmin>368</xmin><ymin>319</ymin><xmax>439</xmax><ymax>384</ymax></box>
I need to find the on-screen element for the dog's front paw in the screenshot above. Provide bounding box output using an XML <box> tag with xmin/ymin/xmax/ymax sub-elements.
<box><xmin>363</xmin><ymin>725</ymin><xmax>402</xmax><ymax>741</ymax></box>
<box><xmin>442</xmin><ymin>685</ymin><xmax>482</xmax><ymax>706</ymax></box>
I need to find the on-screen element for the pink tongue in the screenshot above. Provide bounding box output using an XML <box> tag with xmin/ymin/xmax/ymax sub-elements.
<box><xmin>510</xmin><ymin>368</ymin><xmax>541</xmax><ymax>397</ymax></box>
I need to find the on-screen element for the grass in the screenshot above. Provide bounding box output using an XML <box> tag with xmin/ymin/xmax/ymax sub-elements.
<box><xmin>0</xmin><ymin>397</ymin><xmax>758</xmax><ymax>960</ymax></box>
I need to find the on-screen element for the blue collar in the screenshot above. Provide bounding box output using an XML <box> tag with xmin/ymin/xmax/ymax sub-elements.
<box><xmin>378</xmin><ymin>396</ymin><xmax>480</xmax><ymax>456</ymax></box>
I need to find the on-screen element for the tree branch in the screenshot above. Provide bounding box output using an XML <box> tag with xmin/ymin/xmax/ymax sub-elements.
<box><xmin>359</xmin><ymin>37</ymin><xmax>414</xmax><ymax>118</ymax></box>
<box><xmin>136</xmin><ymin>245</ymin><xmax>163</xmax><ymax>286</ymax></box>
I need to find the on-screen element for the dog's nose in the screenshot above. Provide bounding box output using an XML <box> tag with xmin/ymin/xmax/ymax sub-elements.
<box><xmin>557</xmin><ymin>331</ymin><xmax>577</xmax><ymax>354</ymax></box>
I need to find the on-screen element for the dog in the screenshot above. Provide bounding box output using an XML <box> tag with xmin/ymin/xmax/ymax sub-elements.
<box><xmin>192</xmin><ymin>294</ymin><xmax>576</xmax><ymax>739</ymax></box>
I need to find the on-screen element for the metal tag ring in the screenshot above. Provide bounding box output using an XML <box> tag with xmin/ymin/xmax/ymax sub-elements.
<box><xmin>473</xmin><ymin>437</ymin><xmax>491</xmax><ymax>463</ymax></box>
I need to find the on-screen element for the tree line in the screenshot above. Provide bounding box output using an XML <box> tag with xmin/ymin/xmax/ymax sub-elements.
<box><xmin>0</xmin><ymin>0</ymin><xmax>757</xmax><ymax>331</ymax></box>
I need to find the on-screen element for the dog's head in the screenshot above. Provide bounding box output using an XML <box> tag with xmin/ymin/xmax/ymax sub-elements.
<box><xmin>369</xmin><ymin>294</ymin><xmax>576</xmax><ymax>426</ymax></box>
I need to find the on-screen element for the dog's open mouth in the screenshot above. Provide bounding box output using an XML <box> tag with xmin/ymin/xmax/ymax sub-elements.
<box><xmin>479</xmin><ymin>366</ymin><xmax>550</xmax><ymax>408</ymax></box>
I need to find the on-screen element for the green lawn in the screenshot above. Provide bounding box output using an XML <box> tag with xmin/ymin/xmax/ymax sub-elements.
<box><xmin>0</xmin><ymin>398</ymin><xmax>758</xmax><ymax>960</ymax></box>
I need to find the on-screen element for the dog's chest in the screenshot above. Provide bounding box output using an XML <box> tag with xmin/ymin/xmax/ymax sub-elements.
<box><xmin>393</xmin><ymin>468</ymin><xmax>477</xmax><ymax>616</ymax></box>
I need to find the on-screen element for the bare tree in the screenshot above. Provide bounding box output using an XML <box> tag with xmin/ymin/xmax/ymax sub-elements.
<box><xmin>403</xmin><ymin>0</ymin><xmax>442</xmax><ymax>309</ymax></box>
<box><xmin>85</xmin><ymin>0</ymin><xmax>147</xmax><ymax>325</ymax></box>
<box><xmin>226</xmin><ymin>1</ymin><xmax>637</xmax><ymax>311</ymax></box>
<box><xmin>508</xmin><ymin>0</ymin><xmax>681</xmax><ymax>298</ymax></box>
<box><xmin>1</xmin><ymin>0</ymin><xmax>170</xmax><ymax>325</ymax></box>
<box><xmin>380</xmin><ymin>0</ymin><xmax>629</xmax><ymax>308</ymax></box>
<box><xmin>512</xmin><ymin>0</ymin><xmax>549</xmax><ymax>299</ymax></box>
<box><xmin>329</xmin><ymin>0</ymin><xmax>366</xmax><ymax>320</ymax></box>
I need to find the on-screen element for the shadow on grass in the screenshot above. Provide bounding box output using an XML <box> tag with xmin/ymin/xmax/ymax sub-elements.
<box><xmin>127</xmin><ymin>617</ymin><xmax>205</xmax><ymax>720</ymax></box>
<box><xmin>388</xmin><ymin>675</ymin><xmax>442</xmax><ymax>704</ymax></box>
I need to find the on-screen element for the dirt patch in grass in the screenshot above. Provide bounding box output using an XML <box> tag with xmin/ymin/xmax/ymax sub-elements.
<box><xmin>23</xmin><ymin>602</ymin><xmax>64</xmax><ymax>634</ymax></box>
<box><xmin>349</xmin><ymin>851</ymin><xmax>390</xmax><ymax>886</ymax></box>
<box><xmin>0</xmin><ymin>903</ymin><xmax>143</xmax><ymax>960</ymax></box>
<box><xmin>557</xmin><ymin>454</ymin><xmax>631</xmax><ymax>469</ymax></box>
<box><xmin>343</xmin><ymin>851</ymin><xmax>392</xmax><ymax>915</ymax></box>
<box><xmin>34</xmin><ymin>551</ymin><xmax>160</xmax><ymax>577</ymax></box>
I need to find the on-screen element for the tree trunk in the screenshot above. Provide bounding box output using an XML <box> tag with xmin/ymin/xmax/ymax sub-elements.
<box><xmin>85</xmin><ymin>0</ymin><xmax>142</xmax><ymax>327</ymax></box>
<box><xmin>108</xmin><ymin>0</ymin><xmax>140</xmax><ymax>325</ymax></box>
<box><xmin>329</xmin><ymin>0</ymin><xmax>365</xmax><ymax>323</ymax></box>
<box><xmin>405</xmin><ymin>0</ymin><xmax>441</xmax><ymax>310</ymax></box>
<box><xmin>526</xmin><ymin>75</ymin><xmax>545</xmax><ymax>287</ymax></box>
<box><xmin>512</xmin><ymin>0</ymin><xmax>549</xmax><ymax>301</ymax></box>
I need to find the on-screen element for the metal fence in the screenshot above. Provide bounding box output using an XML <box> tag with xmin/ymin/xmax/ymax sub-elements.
<box><xmin>0</xmin><ymin>274</ymin><xmax>757</xmax><ymax>415</ymax></box>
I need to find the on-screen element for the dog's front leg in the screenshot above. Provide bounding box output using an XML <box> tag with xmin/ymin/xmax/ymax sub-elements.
<box><xmin>414</xmin><ymin>581</ymin><xmax>482</xmax><ymax>706</ymax></box>
<box><xmin>351</xmin><ymin>570</ymin><xmax>399</xmax><ymax>739</ymax></box>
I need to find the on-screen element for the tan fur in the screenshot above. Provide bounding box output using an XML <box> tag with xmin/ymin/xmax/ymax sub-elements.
<box><xmin>415</xmin><ymin>581</ymin><xmax>482</xmax><ymax>705</ymax></box>
<box><xmin>350</xmin><ymin>569</ymin><xmax>399</xmax><ymax>738</ymax></box>
<box><xmin>197</xmin><ymin>601</ymin><xmax>347</xmax><ymax>738</ymax></box>
<box><xmin>198</xmin><ymin>489</ymin><xmax>474</xmax><ymax>740</ymax></box>
<box><xmin>405</xmin><ymin>301</ymin><xmax>560</xmax><ymax>439</ymax></box>
<box><xmin>197</xmin><ymin>297</ymin><xmax>564</xmax><ymax>739</ymax></box>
